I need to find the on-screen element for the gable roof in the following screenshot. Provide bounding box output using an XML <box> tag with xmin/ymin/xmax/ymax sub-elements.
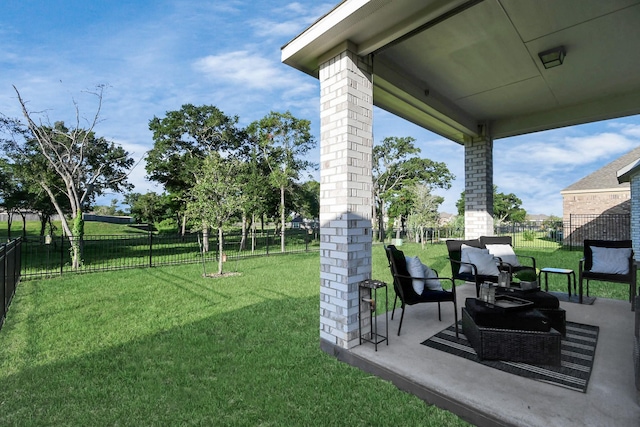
<box><xmin>562</xmin><ymin>145</ymin><xmax>640</xmax><ymax>193</ymax></box>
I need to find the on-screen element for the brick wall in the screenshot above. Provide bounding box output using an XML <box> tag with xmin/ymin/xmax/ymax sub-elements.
<box><xmin>562</xmin><ymin>189</ymin><xmax>630</xmax><ymax>222</ymax></box>
<box><xmin>632</xmin><ymin>177</ymin><xmax>640</xmax><ymax>260</ymax></box>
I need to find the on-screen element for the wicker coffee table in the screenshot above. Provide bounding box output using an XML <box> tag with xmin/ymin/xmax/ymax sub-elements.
<box><xmin>462</xmin><ymin>300</ymin><xmax>562</xmax><ymax>366</ymax></box>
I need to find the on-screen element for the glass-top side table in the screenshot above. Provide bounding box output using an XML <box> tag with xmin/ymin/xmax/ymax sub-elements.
<box><xmin>358</xmin><ymin>279</ymin><xmax>388</xmax><ymax>351</ymax></box>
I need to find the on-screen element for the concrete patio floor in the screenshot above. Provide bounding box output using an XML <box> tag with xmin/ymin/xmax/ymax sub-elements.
<box><xmin>339</xmin><ymin>283</ymin><xmax>640</xmax><ymax>427</ymax></box>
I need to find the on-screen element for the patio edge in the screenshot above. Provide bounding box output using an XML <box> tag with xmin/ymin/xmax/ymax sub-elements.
<box><xmin>320</xmin><ymin>338</ymin><xmax>512</xmax><ymax>427</ymax></box>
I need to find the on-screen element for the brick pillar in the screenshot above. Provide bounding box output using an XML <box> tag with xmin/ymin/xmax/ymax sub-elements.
<box><xmin>465</xmin><ymin>136</ymin><xmax>494</xmax><ymax>239</ymax></box>
<box><xmin>631</xmin><ymin>174</ymin><xmax>640</xmax><ymax>261</ymax></box>
<box><xmin>318</xmin><ymin>43</ymin><xmax>373</xmax><ymax>349</ymax></box>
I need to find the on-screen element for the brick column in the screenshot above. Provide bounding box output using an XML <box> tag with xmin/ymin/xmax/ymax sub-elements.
<box><xmin>318</xmin><ymin>43</ymin><xmax>373</xmax><ymax>349</ymax></box>
<box><xmin>464</xmin><ymin>137</ymin><xmax>494</xmax><ymax>239</ymax></box>
<box><xmin>631</xmin><ymin>174</ymin><xmax>640</xmax><ymax>261</ymax></box>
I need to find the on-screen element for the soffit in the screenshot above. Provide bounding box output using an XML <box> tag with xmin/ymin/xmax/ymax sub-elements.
<box><xmin>282</xmin><ymin>0</ymin><xmax>640</xmax><ymax>144</ymax></box>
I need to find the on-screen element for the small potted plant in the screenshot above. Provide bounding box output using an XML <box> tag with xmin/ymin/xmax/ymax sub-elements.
<box><xmin>515</xmin><ymin>269</ymin><xmax>539</xmax><ymax>290</ymax></box>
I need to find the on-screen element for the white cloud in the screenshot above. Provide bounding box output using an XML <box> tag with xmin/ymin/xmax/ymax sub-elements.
<box><xmin>193</xmin><ymin>50</ymin><xmax>298</xmax><ymax>90</ymax></box>
<box><xmin>249</xmin><ymin>2</ymin><xmax>334</xmax><ymax>38</ymax></box>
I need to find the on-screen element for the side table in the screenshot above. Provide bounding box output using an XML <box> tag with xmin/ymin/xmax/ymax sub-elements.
<box><xmin>358</xmin><ymin>279</ymin><xmax>388</xmax><ymax>351</ymax></box>
<box><xmin>540</xmin><ymin>267</ymin><xmax>579</xmax><ymax>301</ymax></box>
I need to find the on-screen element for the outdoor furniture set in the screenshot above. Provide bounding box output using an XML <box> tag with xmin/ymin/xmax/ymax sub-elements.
<box><xmin>383</xmin><ymin>237</ymin><xmax>637</xmax><ymax>366</ymax></box>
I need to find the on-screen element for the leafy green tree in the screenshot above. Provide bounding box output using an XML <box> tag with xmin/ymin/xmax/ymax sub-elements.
<box><xmin>494</xmin><ymin>191</ymin><xmax>526</xmax><ymax>223</ymax></box>
<box><xmin>236</xmin><ymin>146</ymin><xmax>274</xmax><ymax>251</ymax></box>
<box><xmin>456</xmin><ymin>186</ymin><xmax>527</xmax><ymax>224</ymax></box>
<box><xmin>0</xmin><ymin>158</ymin><xmax>28</xmax><ymax>239</ymax></box>
<box><xmin>296</xmin><ymin>180</ymin><xmax>320</xmax><ymax>222</ymax></box>
<box><xmin>124</xmin><ymin>192</ymin><xmax>177</xmax><ymax>225</ymax></box>
<box><xmin>373</xmin><ymin>136</ymin><xmax>454</xmax><ymax>241</ymax></box>
<box><xmin>405</xmin><ymin>183</ymin><xmax>443</xmax><ymax>249</ymax></box>
<box><xmin>146</xmin><ymin>104</ymin><xmax>242</xmax><ymax>235</ymax></box>
<box><xmin>186</xmin><ymin>152</ymin><xmax>245</xmax><ymax>275</ymax></box>
<box><xmin>247</xmin><ymin>111</ymin><xmax>316</xmax><ymax>252</ymax></box>
<box><xmin>4</xmin><ymin>86</ymin><xmax>134</xmax><ymax>268</ymax></box>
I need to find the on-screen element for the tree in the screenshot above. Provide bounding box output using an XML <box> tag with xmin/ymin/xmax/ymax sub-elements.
<box><xmin>125</xmin><ymin>192</ymin><xmax>179</xmax><ymax>226</ymax></box>
<box><xmin>0</xmin><ymin>158</ymin><xmax>28</xmax><ymax>239</ymax></box>
<box><xmin>146</xmin><ymin>104</ymin><xmax>242</xmax><ymax>236</ymax></box>
<box><xmin>405</xmin><ymin>183</ymin><xmax>443</xmax><ymax>249</ymax></box>
<box><xmin>373</xmin><ymin>136</ymin><xmax>454</xmax><ymax>241</ymax></box>
<box><xmin>5</xmin><ymin>85</ymin><xmax>134</xmax><ymax>268</ymax></box>
<box><xmin>186</xmin><ymin>152</ymin><xmax>245</xmax><ymax>275</ymax></box>
<box><xmin>456</xmin><ymin>186</ymin><xmax>527</xmax><ymax>224</ymax></box>
<box><xmin>296</xmin><ymin>180</ymin><xmax>320</xmax><ymax>222</ymax></box>
<box><xmin>247</xmin><ymin>111</ymin><xmax>316</xmax><ymax>252</ymax></box>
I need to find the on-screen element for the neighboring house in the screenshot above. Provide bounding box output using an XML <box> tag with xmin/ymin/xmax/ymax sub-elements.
<box><xmin>525</xmin><ymin>214</ymin><xmax>549</xmax><ymax>225</ymax></box>
<box><xmin>560</xmin><ymin>145</ymin><xmax>640</xmax><ymax>243</ymax></box>
<box><xmin>616</xmin><ymin>156</ymin><xmax>640</xmax><ymax>260</ymax></box>
<box><xmin>438</xmin><ymin>212</ymin><xmax>456</xmax><ymax>226</ymax></box>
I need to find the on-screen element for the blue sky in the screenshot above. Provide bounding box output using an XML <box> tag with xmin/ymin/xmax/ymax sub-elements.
<box><xmin>2</xmin><ymin>0</ymin><xmax>640</xmax><ymax>217</ymax></box>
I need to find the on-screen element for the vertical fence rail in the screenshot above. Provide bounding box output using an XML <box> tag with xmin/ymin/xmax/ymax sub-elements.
<box><xmin>1</xmin><ymin>238</ymin><xmax>22</xmax><ymax>332</ymax></box>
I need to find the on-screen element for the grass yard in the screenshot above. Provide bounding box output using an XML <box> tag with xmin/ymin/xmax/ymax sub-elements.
<box><xmin>0</xmin><ymin>248</ymin><xmax>469</xmax><ymax>427</ymax></box>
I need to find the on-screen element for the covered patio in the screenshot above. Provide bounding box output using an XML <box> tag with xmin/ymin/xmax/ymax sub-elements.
<box><xmin>282</xmin><ymin>1</ymin><xmax>640</xmax><ymax>425</ymax></box>
<box><xmin>340</xmin><ymin>283</ymin><xmax>640</xmax><ymax>426</ymax></box>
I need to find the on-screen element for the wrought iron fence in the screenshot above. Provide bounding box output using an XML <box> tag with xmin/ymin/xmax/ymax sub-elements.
<box><xmin>395</xmin><ymin>213</ymin><xmax>631</xmax><ymax>250</ymax></box>
<box><xmin>1</xmin><ymin>238</ymin><xmax>21</xmax><ymax>332</ymax></box>
<box><xmin>20</xmin><ymin>229</ymin><xmax>319</xmax><ymax>279</ymax></box>
<box><xmin>494</xmin><ymin>214</ymin><xmax>630</xmax><ymax>249</ymax></box>
<box><xmin>563</xmin><ymin>214</ymin><xmax>630</xmax><ymax>249</ymax></box>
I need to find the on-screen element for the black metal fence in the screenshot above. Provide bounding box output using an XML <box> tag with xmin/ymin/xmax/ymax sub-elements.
<box><xmin>20</xmin><ymin>229</ymin><xmax>319</xmax><ymax>279</ymax></box>
<box><xmin>563</xmin><ymin>214</ymin><xmax>630</xmax><ymax>249</ymax></box>
<box><xmin>495</xmin><ymin>214</ymin><xmax>630</xmax><ymax>249</ymax></box>
<box><xmin>395</xmin><ymin>213</ymin><xmax>631</xmax><ymax>250</ymax></box>
<box><xmin>1</xmin><ymin>238</ymin><xmax>21</xmax><ymax>332</ymax></box>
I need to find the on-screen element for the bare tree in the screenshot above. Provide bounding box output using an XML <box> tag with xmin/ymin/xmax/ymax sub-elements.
<box><xmin>9</xmin><ymin>85</ymin><xmax>134</xmax><ymax>268</ymax></box>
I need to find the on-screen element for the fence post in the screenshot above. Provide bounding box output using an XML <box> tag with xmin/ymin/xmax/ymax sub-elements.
<box><xmin>148</xmin><ymin>228</ymin><xmax>153</xmax><ymax>268</ymax></box>
<box><xmin>1</xmin><ymin>243</ymin><xmax>5</xmax><ymax>327</ymax></box>
<box><xmin>266</xmin><ymin>232</ymin><xmax>270</xmax><ymax>256</ymax></box>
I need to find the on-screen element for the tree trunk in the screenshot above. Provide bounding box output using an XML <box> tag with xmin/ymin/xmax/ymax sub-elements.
<box><xmin>202</xmin><ymin>223</ymin><xmax>209</xmax><ymax>252</ymax></box>
<box><xmin>217</xmin><ymin>226</ymin><xmax>224</xmax><ymax>274</ymax></box>
<box><xmin>280</xmin><ymin>185</ymin><xmax>286</xmax><ymax>252</ymax></box>
<box><xmin>377</xmin><ymin>201</ymin><xmax>386</xmax><ymax>242</ymax></box>
<box><xmin>251</xmin><ymin>213</ymin><xmax>257</xmax><ymax>253</ymax></box>
<box><xmin>70</xmin><ymin>212</ymin><xmax>84</xmax><ymax>269</ymax></box>
<box><xmin>39</xmin><ymin>214</ymin><xmax>48</xmax><ymax>236</ymax></box>
<box><xmin>240</xmin><ymin>214</ymin><xmax>247</xmax><ymax>251</ymax></box>
<box><xmin>6</xmin><ymin>212</ymin><xmax>12</xmax><ymax>241</ymax></box>
<box><xmin>181</xmin><ymin>213</ymin><xmax>187</xmax><ymax>237</ymax></box>
<box><xmin>19</xmin><ymin>212</ymin><xmax>27</xmax><ymax>238</ymax></box>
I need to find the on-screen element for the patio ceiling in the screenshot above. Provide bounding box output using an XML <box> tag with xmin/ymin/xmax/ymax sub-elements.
<box><xmin>282</xmin><ymin>0</ymin><xmax>640</xmax><ymax>144</ymax></box>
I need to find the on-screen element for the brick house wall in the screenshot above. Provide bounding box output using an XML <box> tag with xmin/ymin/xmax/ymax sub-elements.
<box><xmin>562</xmin><ymin>189</ymin><xmax>630</xmax><ymax>222</ymax></box>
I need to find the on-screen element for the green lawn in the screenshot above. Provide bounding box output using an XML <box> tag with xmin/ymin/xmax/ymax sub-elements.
<box><xmin>0</xmin><ymin>249</ymin><xmax>469</xmax><ymax>427</ymax></box>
